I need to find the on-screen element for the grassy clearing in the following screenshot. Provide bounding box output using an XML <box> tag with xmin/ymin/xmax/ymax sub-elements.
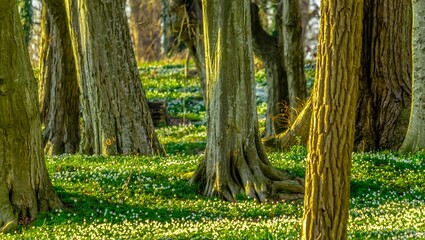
<box><xmin>2</xmin><ymin>64</ymin><xmax>424</xmax><ymax>239</ymax></box>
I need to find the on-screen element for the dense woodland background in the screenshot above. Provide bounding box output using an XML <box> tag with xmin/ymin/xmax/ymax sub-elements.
<box><xmin>0</xmin><ymin>0</ymin><xmax>424</xmax><ymax>239</ymax></box>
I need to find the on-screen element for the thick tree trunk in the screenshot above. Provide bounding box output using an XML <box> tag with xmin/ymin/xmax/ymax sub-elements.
<box><xmin>400</xmin><ymin>0</ymin><xmax>425</xmax><ymax>152</ymax></box>
<box><xmin>39</xmin><ymin>0</ymin><xmax>80</xmax><ymax>155</ymax></box>
<box><xmin>169</xmin><ymin>0</ymin><xmax>206</xmax><ymax>100</ymax></box>
<box><xmin>189</xmin><ymin>0</ymin><xmax>303</xmax><ymax>203</ymax></box>
<box><xmin>301</xmin><ymin>0</ymin><xmax>363</xmax><ymax>239</ymax></box>
<box><xmin>64</xmin><ymin>0</ymin><xmax>163</xmax><ymax>156</ymax></box>
<box><xmin>0</xmin><ymin>0</ymin><xmax>63</xmax><ymax>233</ymax></box>
<box><xmin>250</xmin><ymin>3</ymin><xmax>289</xmax><ymax>137</ymax></box>
<box><xmin>355</xmin><ymin>0</ymin><xmax>412</xmax><ymax>151</ymax></box>
<box><xmin>282</xmin><ymin>0</ymin><xmax>306</xmax><ymax>117</ymax></box>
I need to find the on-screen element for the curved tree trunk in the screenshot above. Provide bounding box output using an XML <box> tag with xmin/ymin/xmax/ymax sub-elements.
<box><xmin>355</xmin><ymin>0</ymin><xmax>412</xmax><ymax>151</ymax></box>
<box><xmin>189</xmin><ymin>0</ymin><xmax>303</xmax><ymax>203</ymax></box>
<box><xmin>400</xmin><ymin>0</ymin><xmax>425</xmax><ymax>152</ymax></box>
<box><xmin>63</xmin><ymin>0</ymin><xmax>163</xmax><ymax>156</ymax></box>
<box><xmin>301</xmin><ymin>0</ymin><xmax>363</xmax><ymax>238</ymax></box>
<box><xmin>0</xmin><ymin>0</ymin><xmax>63</xmax><ymax>233</ymax></box>
<box><xmin>169</xmin><ymin>0</ymin><xmax>206</xmax><ymax>100</ymax></box>
<box><xmin>282</xmin><ymin>0</ymin><xmax>306</xmax><ymax>118</ymax></box>
<box><xmin>39</xmin><ymin>0</ymin><xmax>80</xmax><ymax>155</ymax></box>
<box><xmin>250</xmin><ymin>3</ymin><xmax>289</xmax><ymax>137</ymax></box>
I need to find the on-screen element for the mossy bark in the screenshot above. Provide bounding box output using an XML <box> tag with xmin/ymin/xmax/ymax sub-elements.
<box><xmin>63</xmin><ymin>0</ymin><xmax>163</xmax><ymax>156</ymax></box>
<box><xmin>39</xmin><ymin>0</ymin><xmax>80</xmax><ymax>155</ymax></box>
<box><xmin>189</xmin><ymin>0</ymin><xmax>303</xmax><ymax>202</ymax></box>
<box><xmin>399</xmin><ymin>0</ymin><xmax>425</xmax><ymax>153</ymax></box>
<box><xmin>301</xmin><ymin>0</ymin><xmax>363</xmax><ymax>239</ymax></box>
<box><xmin>0</xmin><ymin>0</ymin><xmax>63</xmax><ymax>233</ymax></box>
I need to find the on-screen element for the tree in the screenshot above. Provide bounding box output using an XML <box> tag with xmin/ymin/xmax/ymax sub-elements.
<box><xmin>0</xmin><ymin>0</ymin><xmax>63</xmax><ymax>233</ymax></box>
<box><xmin>400</xmin><ymin>0</ymin><xmax>425</xmax><ymax>152</ymax></box>
<box><xmin>301</xmin><ymin>0</ymin><xmax>363</xmax><ymax>239</ymax></box>
<box><xmin>39</xmin><ymin>0</ymin><xmax>80</xmax><ymax>155</ymax></box>
<box><xmin>282</xmin><ymin>0</ymin><xmax>306</xmax><ymax>118</ymax></box>
<box><xmin>355</xmin><ymin>0</ymin><xmax>412</xmax><ymax>151</ymax></box>
<box><xmin>189</xmin><ymin>0</ymin><xmax>303</xmax><ymax>202</ymax></box>
<box><xmin>63</xmin><ymin>0</ymin><xmax>163</xmax><ymax>155</ymax></box>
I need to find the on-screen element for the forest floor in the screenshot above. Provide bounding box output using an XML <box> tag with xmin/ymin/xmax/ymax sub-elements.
<box><xmin>2</xmin><ymin>63</ymin><xmax>424</xmax><ymax>239</ymax></box>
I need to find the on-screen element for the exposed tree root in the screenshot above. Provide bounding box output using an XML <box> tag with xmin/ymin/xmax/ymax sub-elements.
<box><xmin>189</xmin><ymin>135</ymin><xmax>304</xmax><ymax>203</ymax></box>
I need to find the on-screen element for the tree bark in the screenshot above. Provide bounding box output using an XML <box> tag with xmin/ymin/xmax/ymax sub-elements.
<box><xmin>39</xmin><ymin>0</ymin><xmax>80</xmax><ymax>155</ymax></box>
<box><xmin>63</xmin><ymin>0</ymin><xmax>163</xmax><ymax>156</ymax></box>
<box><xmin>189</xmin><ymin>0</ymin><xmax>303</xmax><ymax>203</ymax></box>
<box><xmin>355</xmin><ymin>0</ymin><xmax>412</xmax><ymax>151</ymax></box>
<box><xmin>250</xmin><ymin>3</ymin><xmax>289</xmax><ymax>137</ymax></box>
<box><xmin>282</xmin><ymin>0</ymin><xmax>306</xmax><ymax>118</ymax></box>
<box><xmin>301</xmin><ymin>0</ymin><xmax>363</xmax><ymax>239</ymax></box>
<box><xmin>0</xmin><ymin>0</ymin><xmax>63</xmax><ymax>233</ymax></box>
<box><xmin>400</xmin><ymin>0</ymin><xmax>425</xmax><ymax>153</ymax></box>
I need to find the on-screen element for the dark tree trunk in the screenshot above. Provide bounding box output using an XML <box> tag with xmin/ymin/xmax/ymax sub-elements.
<box><xmin>64</xmin><ymin>0</ymin><xmax>163</xmax><ymax>156</ymax></box>
<box><xmin>301</xmin><ymin>0</ymin><xmax>363</xmax><ymax>238</ymax></box>
<box><xmin>355</xmin><ymin>0</ymin><xmax>412</xmax><ymax>151</ymax></box>
<box><xmin>39</xmin><ymin>0</ymin><xmax>80</xmax><ymax>155</ymax></box>
<box><xmin>250</xmin><ymin>3</ymin><xmax>289</xmax><ymax>137</ymax></box>
<box><xmin>189</xmin><ymin>0</ymin><xmax>303</xmax><ymax>203</ymax></box>
<box><xmin>0</xmin><ymin>0</ymin><xmax>63</xmax><ymax>232</ymax></box>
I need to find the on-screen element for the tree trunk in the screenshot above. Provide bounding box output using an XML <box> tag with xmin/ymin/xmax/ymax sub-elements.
<box><xmin>301</xmin><ymin>0</ymin><xmax>363</xmax><ymax>239</ymax></box>
<box><xmin>282</xmin><ymin>0</ymin><xmax>306</xmax><ymax>118</ymax></box>
<box><xmin>400</xmin><ymin>0</ymin><xmax>425</xmax><ymax>152</ymax></box>
<box><xmin>63</xmin><ymin>0</ymin><xmax>163</xmax><ymax>156</ymax></box>
<box><xmin>189</xmin><ymin>0</ymin><xmax>303</xmax><ymax>203</ymax></box>
<box><xmin>128</xmin><ymin>0</ymin><xmax>162</xmax><ymax>62</ymax></box>
<box><xmin>169</xmin><ymin>0</ymin><xmax>206</xmax><ymax>100</ymax></box>
<box><xmin>355</xmin><ymin>0</ymin><xmax>412</xmax><ymax>151</ymax></box>
<box><xmin>250</xmin><ymin>3</ymin><xmax>289</xmax><ymax>137</ymax></box>
<box><xmin>0</xmin><ymin>0</ymin><xmax>63</xmax><ymax>233</ymax></box>
<box><xmin>39</xmin><ymin>0</ymin><xmax>80</xmax><ymax>155</ymax></box>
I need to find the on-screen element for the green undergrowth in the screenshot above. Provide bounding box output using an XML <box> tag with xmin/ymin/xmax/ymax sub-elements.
<box><xmin>3</xmin><ymin>64</ymin><xmax>424</xmax><ymax>239</ymax></box>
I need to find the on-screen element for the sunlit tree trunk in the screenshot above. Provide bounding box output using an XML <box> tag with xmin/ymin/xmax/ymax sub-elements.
<box><xmin>282</xmin><ymin>0</ymin><xmax>306</xmax><ymax>117</ymax></box>
<box><xmin>301</xmin><ymin>0</ymin><xmax>363</xmax><ymax>239</ymax></box>
<box><xmin>400</xmin><ymin>0</ymin><xmax>425</xmax><ymax>152</ymax></box>
<box><xmin>189</xmin><ymin>0</ymin><xmax>303</xmax><ymax>202</ymax></box>
<box><xmin>0</xmin><ymin>0</ymin><xmax>63</xmax><ymax>233</ymax></box>
<box><xmin>355</xmin><ymin>0</ymin><xmax>412</xmax><ymax>151</ymax></box>
<box><xmin>39</xmin><ymin>0</ymin><xmax>80</xmax><ymax>155</ymax></box>
<box><xmin>64</xmin><ymin>0</ymin><xmax>163</xmax><ymax>155</ymax></box>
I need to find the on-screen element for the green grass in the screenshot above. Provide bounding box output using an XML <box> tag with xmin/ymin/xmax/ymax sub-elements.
<box><xmin>2</xmin><ymin>64</ymin><xmax>424</xmax><ymax>239</ymax></box>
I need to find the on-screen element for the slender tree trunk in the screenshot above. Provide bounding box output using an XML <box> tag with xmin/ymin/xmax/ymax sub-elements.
<box><xmin>355</xmin><ymin>0</ymin><xmax>412</xmax><ymax>151</ymax></box>
<box><xmin>39</xmin><ymin>0</ymin><xmax>80</xmax><ymax>155</ymax></box>
<box><xmin>64</xmin><ymin>0</ymin><xmax>163</xmax><ymax>156</ymax></box>
<box><xmin>0</xmin><ymin>0</ymin><xmax>63</xmax><ymax>233</ymax></box>
<box><xmin>250</xmin><ymin>3</ymin><xmax>289</xmax><ymax>137</ymax></box>
<box><xmin>282</xmin><ymin>0</ymin><xmax>306</xmax><ymax>117</ymax></box>
<box><xmin>189</xmin><ymin>0</ymin><xmax>303</xmax><ymax>202</ymax></box>
<box><xmin>169</xmin><ymin>0</ymin><xmax>206</xmax><ymax>100</ymax></box>
<box><xmin>400</xmin><ymin>0</ymin><xmax>425</xmax><ymax>152</ymax></box>
<box><xmin>301</xmin><ymin>0</ymin><xmax>363</xmax><ymax>239</ymax></box>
